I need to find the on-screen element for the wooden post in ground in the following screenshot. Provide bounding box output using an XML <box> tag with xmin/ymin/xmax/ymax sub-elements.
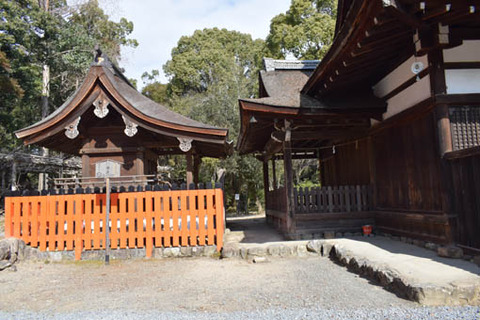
<box><xmin>186</xmin><ymin>152</ymin><xmax>193</xmax><ymax>189</ymax></box>
<box><xmin>272</xmin><ymin>159</ymin><xmax>277</xmax><ymax>190</ymax></box>
<box><xmin>263</xmin><ymin>160</ymin><xmax>269</xmax><ymax>221</ymax></box>
<box><xmin>105</xmin><ymin>177</ymin><xmax>111</xmax><ymax>265</ymax></box>
<box><xmin>193</xmin><ymin>155</ymin><xmax>201</xmax><ymax>188</ymax></box>
<box><xmin>283</xmin><ymin>120</ymin><xmax>295</xmax><ymax>235</ymax></box>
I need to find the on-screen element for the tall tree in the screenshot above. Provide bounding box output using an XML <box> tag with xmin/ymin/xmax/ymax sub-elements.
<box><xmin>0</xmin><ymin>0</ymin><xmax>137</xmax><ymax>150</ymax></box>
<box><xmin>266</xmin><ymin>0</ymin><xmax>337</xmax><ymax>60</ymax></box>
<box><xmin>163</xmin><ymin>28</ymin><xmax>268</xmax><ymax>211</ymax></box>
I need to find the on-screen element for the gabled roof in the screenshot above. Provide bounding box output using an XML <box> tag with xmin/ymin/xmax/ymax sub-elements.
<box><xmin>16</xmin><ymin>54</ymin><xmax>232</xmax><ymax>158</ymax></box>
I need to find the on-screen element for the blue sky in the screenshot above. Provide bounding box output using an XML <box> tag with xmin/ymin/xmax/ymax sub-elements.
<box><xmin>89</xmin><ymin>0</ymin><xmax>292</xmax><ymax>87</ymax></box>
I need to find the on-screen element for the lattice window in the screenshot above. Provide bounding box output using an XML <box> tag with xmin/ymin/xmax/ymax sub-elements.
<box><xmin>449</xmin><ymin>106</ymin><xmax>480</xmax><ymax>151</ymax></box>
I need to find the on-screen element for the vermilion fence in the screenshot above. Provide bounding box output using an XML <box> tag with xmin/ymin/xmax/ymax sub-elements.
<box><xmin>5</xmin><ymin>189</ymin><xmax>224</xmax><ymax>260</ymax></box>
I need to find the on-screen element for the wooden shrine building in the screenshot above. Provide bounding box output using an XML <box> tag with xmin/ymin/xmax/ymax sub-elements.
<box><xmin>15</xmin><ymin>50</ymin><xmax>232</xmax><ymax>187</ymax></box>
<box><xmin>238</xmin><ymin>0</ymin><xmax>480</xmax><ymax>250</ymax></box>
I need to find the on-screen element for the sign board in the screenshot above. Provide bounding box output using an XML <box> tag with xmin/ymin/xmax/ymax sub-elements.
<box><xmin>234</xmin><ymin>194</ymin><xmax>240</xmax><ymax>201</ymax></box>
<box><xmin>95</xmin><ymin>160</ymin><xmax>121</xmax><ymax>178</ymax></box>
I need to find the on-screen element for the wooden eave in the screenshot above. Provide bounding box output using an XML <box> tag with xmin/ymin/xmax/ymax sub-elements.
<box><xmin>16</xmin><ymin>65</ymin><xmax>232</xmax><ymax>157</ymax></box>
<box><xmin>302</xmin><ymin>0</ymin><xmax>480</xmax><ymax>99</ymax></box>
<box><xmin>237</xmin><ymin>99</ymin><xmax>383</xmax><ymax>155</ymax></box>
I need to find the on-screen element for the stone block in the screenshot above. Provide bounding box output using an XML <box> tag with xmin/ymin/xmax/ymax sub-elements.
<box><xmin>180</xmin><ymin>246</ymin><xmax>193</xmax><ymax>257</ymax></box>
<box><xmin>247</xmin><ymin>247</ymin><xmax>267</xmax><ymax>258</ymax></box>
<box><xmin>253</xmin><ymin>257</ymin><xmax>268</xmax><ymax>263</ymax></box>
<box><xmin>425</xmin><ymin>242</ymin><xmax>438</xmax><ymax>251</ymax></box>
<box><xmin>437</xmin><ymin>245</ymin><xmax>463</xmax><ymax>259</ymax></box>
<box><xmin>163</xmin><ymin>247</ymin><xmax>181</xmax><ymax>257</ymax></box>
<box><xmin>267</xmin><ymin>245</ymin><xmax>281</xmax><ymax>256</ymax></box>
<box><xmin>473</xmin><ymin>255</ymin><xmax>480</xmax><ymax>267</ymax></box>
<box><xmin>321</xmin><ymin>243</ymin><xmax>333</xmax><ymax>257</ymax></box>
<box><xmin>324</xmin><ymin>231</ymin><xmax>335</xmax><ymax>239</ymax></box>
<box><xmin>296</xmin><ymin>244</ymin><xmax>308</xmax><ymax>256</ymax></box>
<box><xmin>221</xmin><ymin>247</ymin><xmax>236</xmax><ymax>259</ymax></box>
<box><xmin>412</xmin><ymin>239</ymin><xmax>425</xmax><ymax>248</ymax></box>
<box><xmin>306</xmin><ymin>240</ymin><xmax>323</xmax><ymax>254</ymax></box>
<box><xmin>203</xmin><ymin>246</ymin><xmax>217</xmax><ymax>257</ymax></box>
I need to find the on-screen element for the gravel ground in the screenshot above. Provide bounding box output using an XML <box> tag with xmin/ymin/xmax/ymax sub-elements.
<box><xmin>0</xmin><ymin>256</ymin><xmax>479</xmax><ymax>319</ymax></box>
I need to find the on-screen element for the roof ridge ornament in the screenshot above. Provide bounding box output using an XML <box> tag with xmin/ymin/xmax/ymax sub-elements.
<box><xmin>65</xmin><ymin>117</ymin><xmax>81</xmax><ymax>139</ymax></box>
<box><xmin>122</xmin><ymin>115</ymin><xmax>138</xmax><ymax>137</ymax></box>
<box><xmin>177</xmin><ymin>137</ymin><xmax>193</xmax><ymax>152</ymax></box>
<box><xmin>93</xmin><ymin>94</ymin><xmax>110</xmax><ymax>118</ymax></box>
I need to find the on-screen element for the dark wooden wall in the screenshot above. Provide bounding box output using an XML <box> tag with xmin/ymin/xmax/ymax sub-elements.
<box><xmin>321</xmin><ymin>138</ymin><xmax>370</xmax><ymax>186</ymax></box>
<box><xmin>449</xmin><ymin>154</ymin><xmax>480</xmax><ymax>248</ymax></box>
<box><xmin>373</xmin><ymin>112</ymin><xmax>443</xmax><ymax>212</ymax></box>
<box><xmin>372</xmin><ymin>111</ymin><xmax>452</xmax><ymax>243</ymax></box>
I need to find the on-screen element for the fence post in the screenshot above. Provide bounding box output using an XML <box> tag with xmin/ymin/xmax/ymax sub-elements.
<box><xmin>105</xmin><ymin>177</ymin><xmax>111</xmax><ymax>265</ymax></box>
<box><xmin>356</xmin><ymin>185</ymin><xmax>362</xmax><ymax>211</ymax></box>
<box><xmin>327</xmin><ymin>186</ymin><xmax>333</xmax><ymax>213</ymax></box>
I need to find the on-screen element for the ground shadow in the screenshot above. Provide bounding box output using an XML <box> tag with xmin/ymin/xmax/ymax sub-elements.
<box><xmin>226</xmin><ymin>214</ymin><xmax>285</xmax><ymax>244</ymax></box>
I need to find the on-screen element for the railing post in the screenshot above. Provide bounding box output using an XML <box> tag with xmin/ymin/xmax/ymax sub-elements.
<box><xmin>327</xmin><ymin>186</ymin><xmax>333</xmax><ymax>212</ymax></box>
<box><xmin>356</xmin><ymin>185</ymin><xmax>362</xmax><ymax>211</ymax></box>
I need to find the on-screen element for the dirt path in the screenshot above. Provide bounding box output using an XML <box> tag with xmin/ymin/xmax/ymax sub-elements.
<box><xmin>0</xmin><ymin>256</ymin><xmax>413</xmax><ymax>314</ymax></box>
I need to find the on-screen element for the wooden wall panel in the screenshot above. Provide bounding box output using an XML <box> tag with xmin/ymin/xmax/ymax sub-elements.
<box><xmin>449</xmin><ymin>154</ymin><xmax>480</xmax><ymax>248</ymax></box>
<box><xmin>373</xmin><ymin>112</ymin><xmax>443</xmax><ymax>212</ymax></box>
<box><xmin>321</xmin><ymin>138</ymin><xmax>370</xmax><ymax>186</ymax></box>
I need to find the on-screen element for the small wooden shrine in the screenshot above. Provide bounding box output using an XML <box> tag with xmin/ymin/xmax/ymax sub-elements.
<box><xmin>16</xmin><ymin>50</ymin><xmax>232</xmax><ymax>187</ymax></box>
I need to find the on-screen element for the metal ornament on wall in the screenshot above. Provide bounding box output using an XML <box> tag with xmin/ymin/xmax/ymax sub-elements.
<box><xmin>93</xmin><ymin>95</ymin><xmax>110</xmax><ymax>118</ymax></box>
<box><xmin>177</xmin><ymin>137</ymin><xmax>193</xmax><ymax>152</ymax></box>
<box><xmin>65</xmin><ymin>116</ymin><xmax>81</xmax><ymax>139</ymax></box>
<box><xmin>121</xmin><ymin>115</ymin><xmax>138</xmax><ymax>137</ymax></box>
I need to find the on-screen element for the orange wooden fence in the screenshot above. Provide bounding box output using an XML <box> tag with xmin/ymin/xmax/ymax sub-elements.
<box><xmin>5</xmin><ymin>189</ymin><xmax>224</xmax><ymax>260</ymax></box>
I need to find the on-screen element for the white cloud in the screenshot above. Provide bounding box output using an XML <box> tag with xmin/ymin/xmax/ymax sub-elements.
<box><xmin>97</xmin><ymin>0</ymin><xmax>291</xmax><ymax>87</ymax></box>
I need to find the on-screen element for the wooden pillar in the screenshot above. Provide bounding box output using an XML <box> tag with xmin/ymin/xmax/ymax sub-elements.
<box><xmin>429</xmin><ymin>47</ymin><xmax>454</xmax><ymax>243</ymax></box>
<box><xmin>271</xmin><ymin>159</ymin><xmax>277</xmax><ymax>190</ymax></box>
<box><xmin>11</xmin><ymin>161</ymin><xmax>17</xmax><ymax>191</ymax></box>
<box><xmin>136</xmin><ymin>150</ymin><xmax>144</xmax><ymax>176</ymax></box>
<box><xmin>367</xmin><ymin>136</ymin><xmax>377</xmax><ymax>210</ymax></box>
<box><xmin>263</xmin><ymin>160</ymin><xmax>269</xmax><ymax>202</ymax></box>
<box><xmin>186</xmin><ymin>152</ymin><xmax>193</xmax><ymax>189</ymax></box>
<box><xmin>193</xmin><ymin>155</ymin><xmax>201</xmax><ymax>188</ymax></box>
<box><xmin>429</xmin><ymin>48</ymin><xmax>452</xmax><ymax>156</ymax></box>
<box><xmin>283</xmin><ymin>120</ymin><xmax>295</xmax><ymax>235</ymax></box>
<box><xmin>1</xmin><ymin>170</ymin><xmax>6</xmax><ymax>191</ymax></box>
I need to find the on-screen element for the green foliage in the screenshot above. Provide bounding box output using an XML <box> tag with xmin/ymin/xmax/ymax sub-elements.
<box><xmin>0</xmin><ymin>0</ymin><xmax>137</xmax><ymax>150</ymax></box>
<box><xmin>141</xmin><ymin>70</ymin><xmax>169</xmax><ymax>105</ymax></box>
<box><xmin>266</xmin><ymin>0</ymin><xmax>336</xmax><ymax>60</ymax></box>
<box><xmin>163</xmin><ymin>28</ymin><xmax>267</xmax><ymax>210</ymax></box>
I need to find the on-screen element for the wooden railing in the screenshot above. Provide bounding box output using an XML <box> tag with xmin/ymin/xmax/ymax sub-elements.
<box><xmin>5</xmin><ymin>189</ymin><xmax>224</xmax><ymax>260</ymax></box>
<box><xmin>294</xmin><ymin>185</ymin><xmax>370</xmax><ymax>214</ymax></box>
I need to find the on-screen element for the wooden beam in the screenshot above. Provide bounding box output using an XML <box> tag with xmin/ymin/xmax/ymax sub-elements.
<box><xmin>272</xmin><ymin>128</ymin><xmax>369</xmax><ymax>142</ymax></box>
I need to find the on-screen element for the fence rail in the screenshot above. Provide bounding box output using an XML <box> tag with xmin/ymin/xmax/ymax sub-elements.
<box><xmin>294</xmin><ymin>185</ymin><xmax>370</xmax><ymax>214</ymax></box>
<box><xmin>5</xmin><ymin>189</ymin><xmax>224</xmax><ymax>260</ymax></box>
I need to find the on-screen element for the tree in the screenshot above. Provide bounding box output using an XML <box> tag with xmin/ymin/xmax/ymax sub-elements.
<box><xmin>0</xmin><ymin>0</ymin><xmax>137</xmax><ymax>150</ymax></box>
<box><xmin>140</xmin><ymin>70</ymin><xmax>169</xmax><ymax>105</ymax></box>
<box><xmin>163</xmin><ymin>28</ymin><xmax>268</xmax><ymax>212</ymax></box>
<box><xmin>266</xmin><ymin>0</ymin><xmax>337</xmax><ymax>60</ymax></box>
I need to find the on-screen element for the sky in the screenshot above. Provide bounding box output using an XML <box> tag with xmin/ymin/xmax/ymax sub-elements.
<box><xmin>87</xmin><ymin>0</ymin><xmax>292</xmax><ymax>87</ymax></box>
